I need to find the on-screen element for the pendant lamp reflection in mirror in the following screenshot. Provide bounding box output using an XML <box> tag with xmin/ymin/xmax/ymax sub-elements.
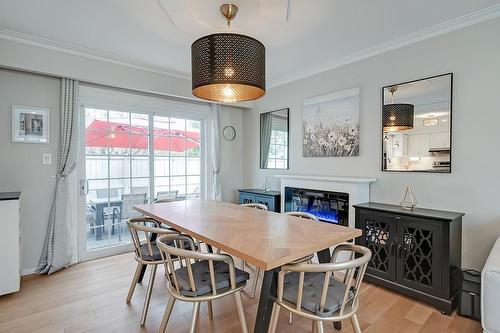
<box><xmin>191</xmin><ymin>4</ymin><xmax>266</xmax><ymax>103</ymax></box>
<box><xmin>383</xmin><ymin>85</ymin><xmax>414</xmax><ymax>132</ymax></box>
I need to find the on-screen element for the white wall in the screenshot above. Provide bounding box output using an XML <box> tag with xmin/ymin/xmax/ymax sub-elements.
<box><xmin>243</xmin><ymin>18</ymin><xmax>500</xmax><ymax>270</ymax></box>
<box><xmin>0</xmin><ymin>69</ymin><xmax>60</xmax><ymax>272</ymax></box>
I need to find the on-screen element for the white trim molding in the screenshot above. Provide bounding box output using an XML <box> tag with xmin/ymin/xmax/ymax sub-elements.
<box><xmin>276</xmin><ymin>174</ymin><xmax>376</xmax><ymax>184</ymax></box>
<box><xmin>268</xmin><ymin>4</ymin><xmax>500</xmax><ymax>88</ymax></box>
<box><xmin>0</xmin><ymin>29</ymin><xmax>190</xmax><ymax>80</ymax></box>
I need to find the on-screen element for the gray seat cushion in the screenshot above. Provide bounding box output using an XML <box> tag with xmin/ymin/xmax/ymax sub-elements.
<box><xmin>283</xmin><ymin>272</ymin><xmax>354</xmax><ymax>318</ymax></box>
<box><xmin>173</xmin><ymin>261</ymin><xmax>249</xmax><ymax>297</ymax></box>
<box><xmin>139</xmin><ymin>242</ymin><xmax>163</xmax><ymax>261</ymax></box>
<box><xmin>139</xmin><ymin>240</ymin><xmax>195</xmax><ymax>261</ymax></box>
<box><xmin>160</xmin><ymin>225</ymin><xmax>179</xmax><ymax>232</ymax></box>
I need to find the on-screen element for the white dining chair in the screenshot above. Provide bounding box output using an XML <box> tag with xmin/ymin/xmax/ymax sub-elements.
<box><xmin>268</xmin><ymin>244</ymin><xmax>371</xmax><ymax>333</ymax></box>
<box><xmin>126</xmin><ymin>217</ymin><xmax>180</xmax><ymax>326</ymax></box>
<box><xmin>284</xmin><ymin>211</ymin><xmax>320</xmax><ymax>324</ymax></box>
<box><xmin>239</xmin><ymin>203</ymin><xmax>268</xmax><ymax>298</ymax></box>
<box><xmin>157</xmin><ymin>233</ymin><xmax>249</xmax><ymax>333</ymax></box>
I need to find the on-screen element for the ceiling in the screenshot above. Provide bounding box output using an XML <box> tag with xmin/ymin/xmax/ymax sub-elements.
<box><xmin>1</xmin><ymin>0</ymin><xmax>500</xmax><ymax>87</ymax></box>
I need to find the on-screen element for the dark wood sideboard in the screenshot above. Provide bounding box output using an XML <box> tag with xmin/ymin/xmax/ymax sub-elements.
<box><xmin>238</xmin><ymin>189</ymin><xmax>281</xmax><ymax>212</ymax></box>
<box><xmin>353</xmin><ymin>202</ymin><xmax>464</xmax><ymax>315</ymax></box>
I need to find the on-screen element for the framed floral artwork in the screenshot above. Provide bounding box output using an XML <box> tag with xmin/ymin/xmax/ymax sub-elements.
<box><xmin>303</xmin><ymin>88</ymin><xmax>360</xmax><ymax>157</ymax></box>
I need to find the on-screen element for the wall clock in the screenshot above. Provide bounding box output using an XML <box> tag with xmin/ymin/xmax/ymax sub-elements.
<box><xmin>222</xmin><ymin>126</ymin><xmax>236</xmax><ymax>141</ymax></box>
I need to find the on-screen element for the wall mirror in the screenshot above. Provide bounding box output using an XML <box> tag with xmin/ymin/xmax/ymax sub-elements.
<box><xmin>260</xmin><ymin>108</ymin><xmax>289</xmax><ymax>169</ymax></box>
<box><xmin>382</xmin><ymin>73</ymin><xmax>452</xmax><ymax>173</ymax></box>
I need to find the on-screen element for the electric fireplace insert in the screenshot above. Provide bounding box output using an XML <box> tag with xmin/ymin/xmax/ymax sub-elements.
<box><xmin>284</xmin><ymin>187</ymin><xmax>349</xmax><ymax>226</ymax></box>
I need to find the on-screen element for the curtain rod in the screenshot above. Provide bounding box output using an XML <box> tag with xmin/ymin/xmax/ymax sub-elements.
<box><xmin>0</xmin><ymin>64</ymin><xmax>211</xmax><ymax>108</ymax></box>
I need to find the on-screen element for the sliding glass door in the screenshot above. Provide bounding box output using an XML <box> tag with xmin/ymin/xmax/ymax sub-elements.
<box><xmin>153</xmin><ymin>116</ymin><xmax>201</xmax><ymax>200</ymax></box>
<box><xmin>80</xmin><ymin>106</ymin><xmax>203</xmax><ymax>260</ymax></box>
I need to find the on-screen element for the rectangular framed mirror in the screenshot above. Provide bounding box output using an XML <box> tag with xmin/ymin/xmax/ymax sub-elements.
<box><xmin>260</xmin><ymin>108</ymin><xmax>289</xmax><ymax>169</ymax></box>
<box><xmin>382</xmin><ymin>73</ymin><xmax>452</xmax><ymax>173</ymax></box>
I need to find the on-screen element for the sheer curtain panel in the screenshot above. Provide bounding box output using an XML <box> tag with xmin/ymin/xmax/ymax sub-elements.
<box><xmin>37</xmin><ymin>78</ymin><xmax>80</xmax><ymax>274</ymax></box>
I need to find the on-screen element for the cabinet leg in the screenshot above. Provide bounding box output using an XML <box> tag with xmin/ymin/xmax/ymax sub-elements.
<box><xmin>440</xmin><ymin>303</ymin><xmax>453</xmax><ymax>316</ymax></box>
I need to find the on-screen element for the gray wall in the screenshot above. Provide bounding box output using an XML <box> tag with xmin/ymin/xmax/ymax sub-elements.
<box><xmin>220</xmin><ymin>106</ymin><xmax>244</xmax><ymax>203</ymax></box>
<box><xmin>0</xmin><ymin>69</ymin><xmax>60</xmax><ymax>272</ymax></box>
<box><xmin>0</xmin><ymin>68</ymin><xmax>245</xmax><ymax>272</ymax></box>
<box><xmin>243</xmin><ymin>18</ymin><xmax>500</xmax><ymax>269</ymax></box>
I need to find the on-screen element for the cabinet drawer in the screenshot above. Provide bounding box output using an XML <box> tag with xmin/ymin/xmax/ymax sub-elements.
<box><xmin>239</xmin><ymin>193</ymin><xmax>255</xmax><ymax>204</ymax></box>
<box><xmin>254</xmin><ymin>195</ymin><xmax>275</xmax><ymax>212</ymax></box>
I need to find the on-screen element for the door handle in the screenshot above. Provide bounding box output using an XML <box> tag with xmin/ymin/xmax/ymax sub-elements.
<box><xmin>389</xmin><ymin>242</ymin><xmax>395</xmax><ymax>256</ymax></box>
<box><xmin>80</xmin><ymin>179</ymin><xmax>89</xmax><ymax>196</ymax></box>
<box><xmin>397</xmin><ymin>244</ymin><xmax>403</xmax><ymax>258</ymax></box>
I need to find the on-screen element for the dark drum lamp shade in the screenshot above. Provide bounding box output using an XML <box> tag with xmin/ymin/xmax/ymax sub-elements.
<box><xmin>383</xmin><ymin>103</ymin><xmax>414</xmax><ymax>132</ymax></box>
<box><xmin>191</xmin><ymin>33</ymin><xmax>266</xmax><ymax>103</ymax></box>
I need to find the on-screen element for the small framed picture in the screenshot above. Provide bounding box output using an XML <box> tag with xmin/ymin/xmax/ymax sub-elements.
<box><xmin>12</xmin><ymin>105</ymin><xmax>50</xmax><ymax>143</ymax></box>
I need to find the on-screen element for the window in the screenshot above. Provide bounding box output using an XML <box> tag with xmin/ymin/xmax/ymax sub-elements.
<box><xmin>267</xmin><ymin>129</ymin><xmax>288</xmax><ymax>169</ymax></box>
<box><xmin>153</xmin><ymin>116</ymin><xmax>201</xmax><ymax>200</ymax></box>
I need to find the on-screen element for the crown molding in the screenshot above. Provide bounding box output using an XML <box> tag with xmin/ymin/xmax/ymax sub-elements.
<box><xmin>268</xmin><ymin>4</ymin><xmax>500</xmax><ymax>88</ymax></box>
<box><xmin>0</xmin><ymin>28</ymin><xmax>191</xmax><ymax>80</ymax></box>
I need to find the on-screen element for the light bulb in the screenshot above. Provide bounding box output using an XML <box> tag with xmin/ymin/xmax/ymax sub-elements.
<box><xmin>389</xmin><ymin>116</ymin><xmax>396</xmax><ymax>121</ymax></box>
<box><xmin>224</xmin><ymin>67</ymin><xmax>235</xmax><ymax>77</ymax></box>
<box><xmin>222</xmin><ymin>85</ymin><xmax>235</xmax><ymax>98</ymax></box>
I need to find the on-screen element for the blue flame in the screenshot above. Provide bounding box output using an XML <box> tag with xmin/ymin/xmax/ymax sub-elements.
<box><xmin>297</xmin><ymin>208</ymin><xmax>339</xmax><ymax>224</ymax></box>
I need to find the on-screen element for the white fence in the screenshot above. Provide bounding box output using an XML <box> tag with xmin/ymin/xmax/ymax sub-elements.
<box><xmin>85</xmin><ymin>156</ymin><xmax>201</xmax><ymax>199</ymax></box>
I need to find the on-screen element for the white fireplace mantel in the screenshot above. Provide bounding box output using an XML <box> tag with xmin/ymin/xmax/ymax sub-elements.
<box><xmin>275</xmin><ymin>175</ymin><xmax>376</xmax><ymax>184</ymax></box>
<box><xmin>276</xmin><ymin>174</ymin><xmax>376</xmax><ymax>228</ymax></box>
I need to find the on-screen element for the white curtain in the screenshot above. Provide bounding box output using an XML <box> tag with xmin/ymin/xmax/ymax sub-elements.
<box><xmin>210</xmin><ymin>104</ymin><xmax>222</xmax><ymax>201</ymax></box>
<box><xmin>36</xmin><ymin>78</ymin><xmax>80</xmax><ymax>274</ymax></box>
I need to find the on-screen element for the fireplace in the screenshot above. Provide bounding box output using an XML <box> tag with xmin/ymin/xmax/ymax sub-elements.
<box><xmin>284</xmin><ymin>186</ymin><xmax>349</xmax><ymax>226</ymax></box>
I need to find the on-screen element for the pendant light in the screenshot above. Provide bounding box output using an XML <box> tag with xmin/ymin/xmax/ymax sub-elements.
<box><xmin>191</xmin><ymin>4</ymin><xmax>266</xmax><ymax>103</ymax></box>
<box><xmin>383</xmin><ymin>85</ymin><xmax>414</xmax><ymax>132</ymax></box>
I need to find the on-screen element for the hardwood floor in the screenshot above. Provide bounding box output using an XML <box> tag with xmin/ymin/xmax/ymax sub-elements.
<box><xmin>0</xmin><ymin>253</ymin><xmax>481</xmax><ymax>333</ymax></box>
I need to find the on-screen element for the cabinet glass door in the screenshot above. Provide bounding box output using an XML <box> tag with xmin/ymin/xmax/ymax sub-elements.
<box><xmin>396</xmin><ymin>217</ymin><xmax>442</xmax><ymax>296</ymax></box>
<box><xmin>359</xmin><ymin>212</ymin><xmax>397</xmax><ymax>281</ymax></box>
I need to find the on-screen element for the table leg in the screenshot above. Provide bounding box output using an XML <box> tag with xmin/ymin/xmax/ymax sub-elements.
<box><xmin>317</xmin><ymin>247</ymin><xmax>342</xmax><ymax>331</ymax></box>
<box><xmin>317</xmin><ymin>248</ymin><xmax>331</xmax><ymax>263</ymax></box>
<box><xmin>254</xmin><ymin>268</ymin><xmax>279</xmax><ymax>333</ymax></box>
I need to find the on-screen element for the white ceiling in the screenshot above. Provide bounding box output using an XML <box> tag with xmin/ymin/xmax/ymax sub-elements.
<box><xmin>1</xmin><ymin>0</ymin><xmax>500</xmax><ymax>87</ymax></box>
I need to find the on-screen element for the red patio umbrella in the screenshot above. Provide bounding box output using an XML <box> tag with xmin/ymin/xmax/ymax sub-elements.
<box><xmin>85</xmin><ymin>120</ymin><xmax>200</xmax><ymax>152</ymax></box>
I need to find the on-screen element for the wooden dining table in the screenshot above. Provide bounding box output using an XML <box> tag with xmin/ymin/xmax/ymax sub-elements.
<box><xmin>134</xmin><ymin>199</ymin><xmax>362</xmax><ymax>333</ymax></box>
